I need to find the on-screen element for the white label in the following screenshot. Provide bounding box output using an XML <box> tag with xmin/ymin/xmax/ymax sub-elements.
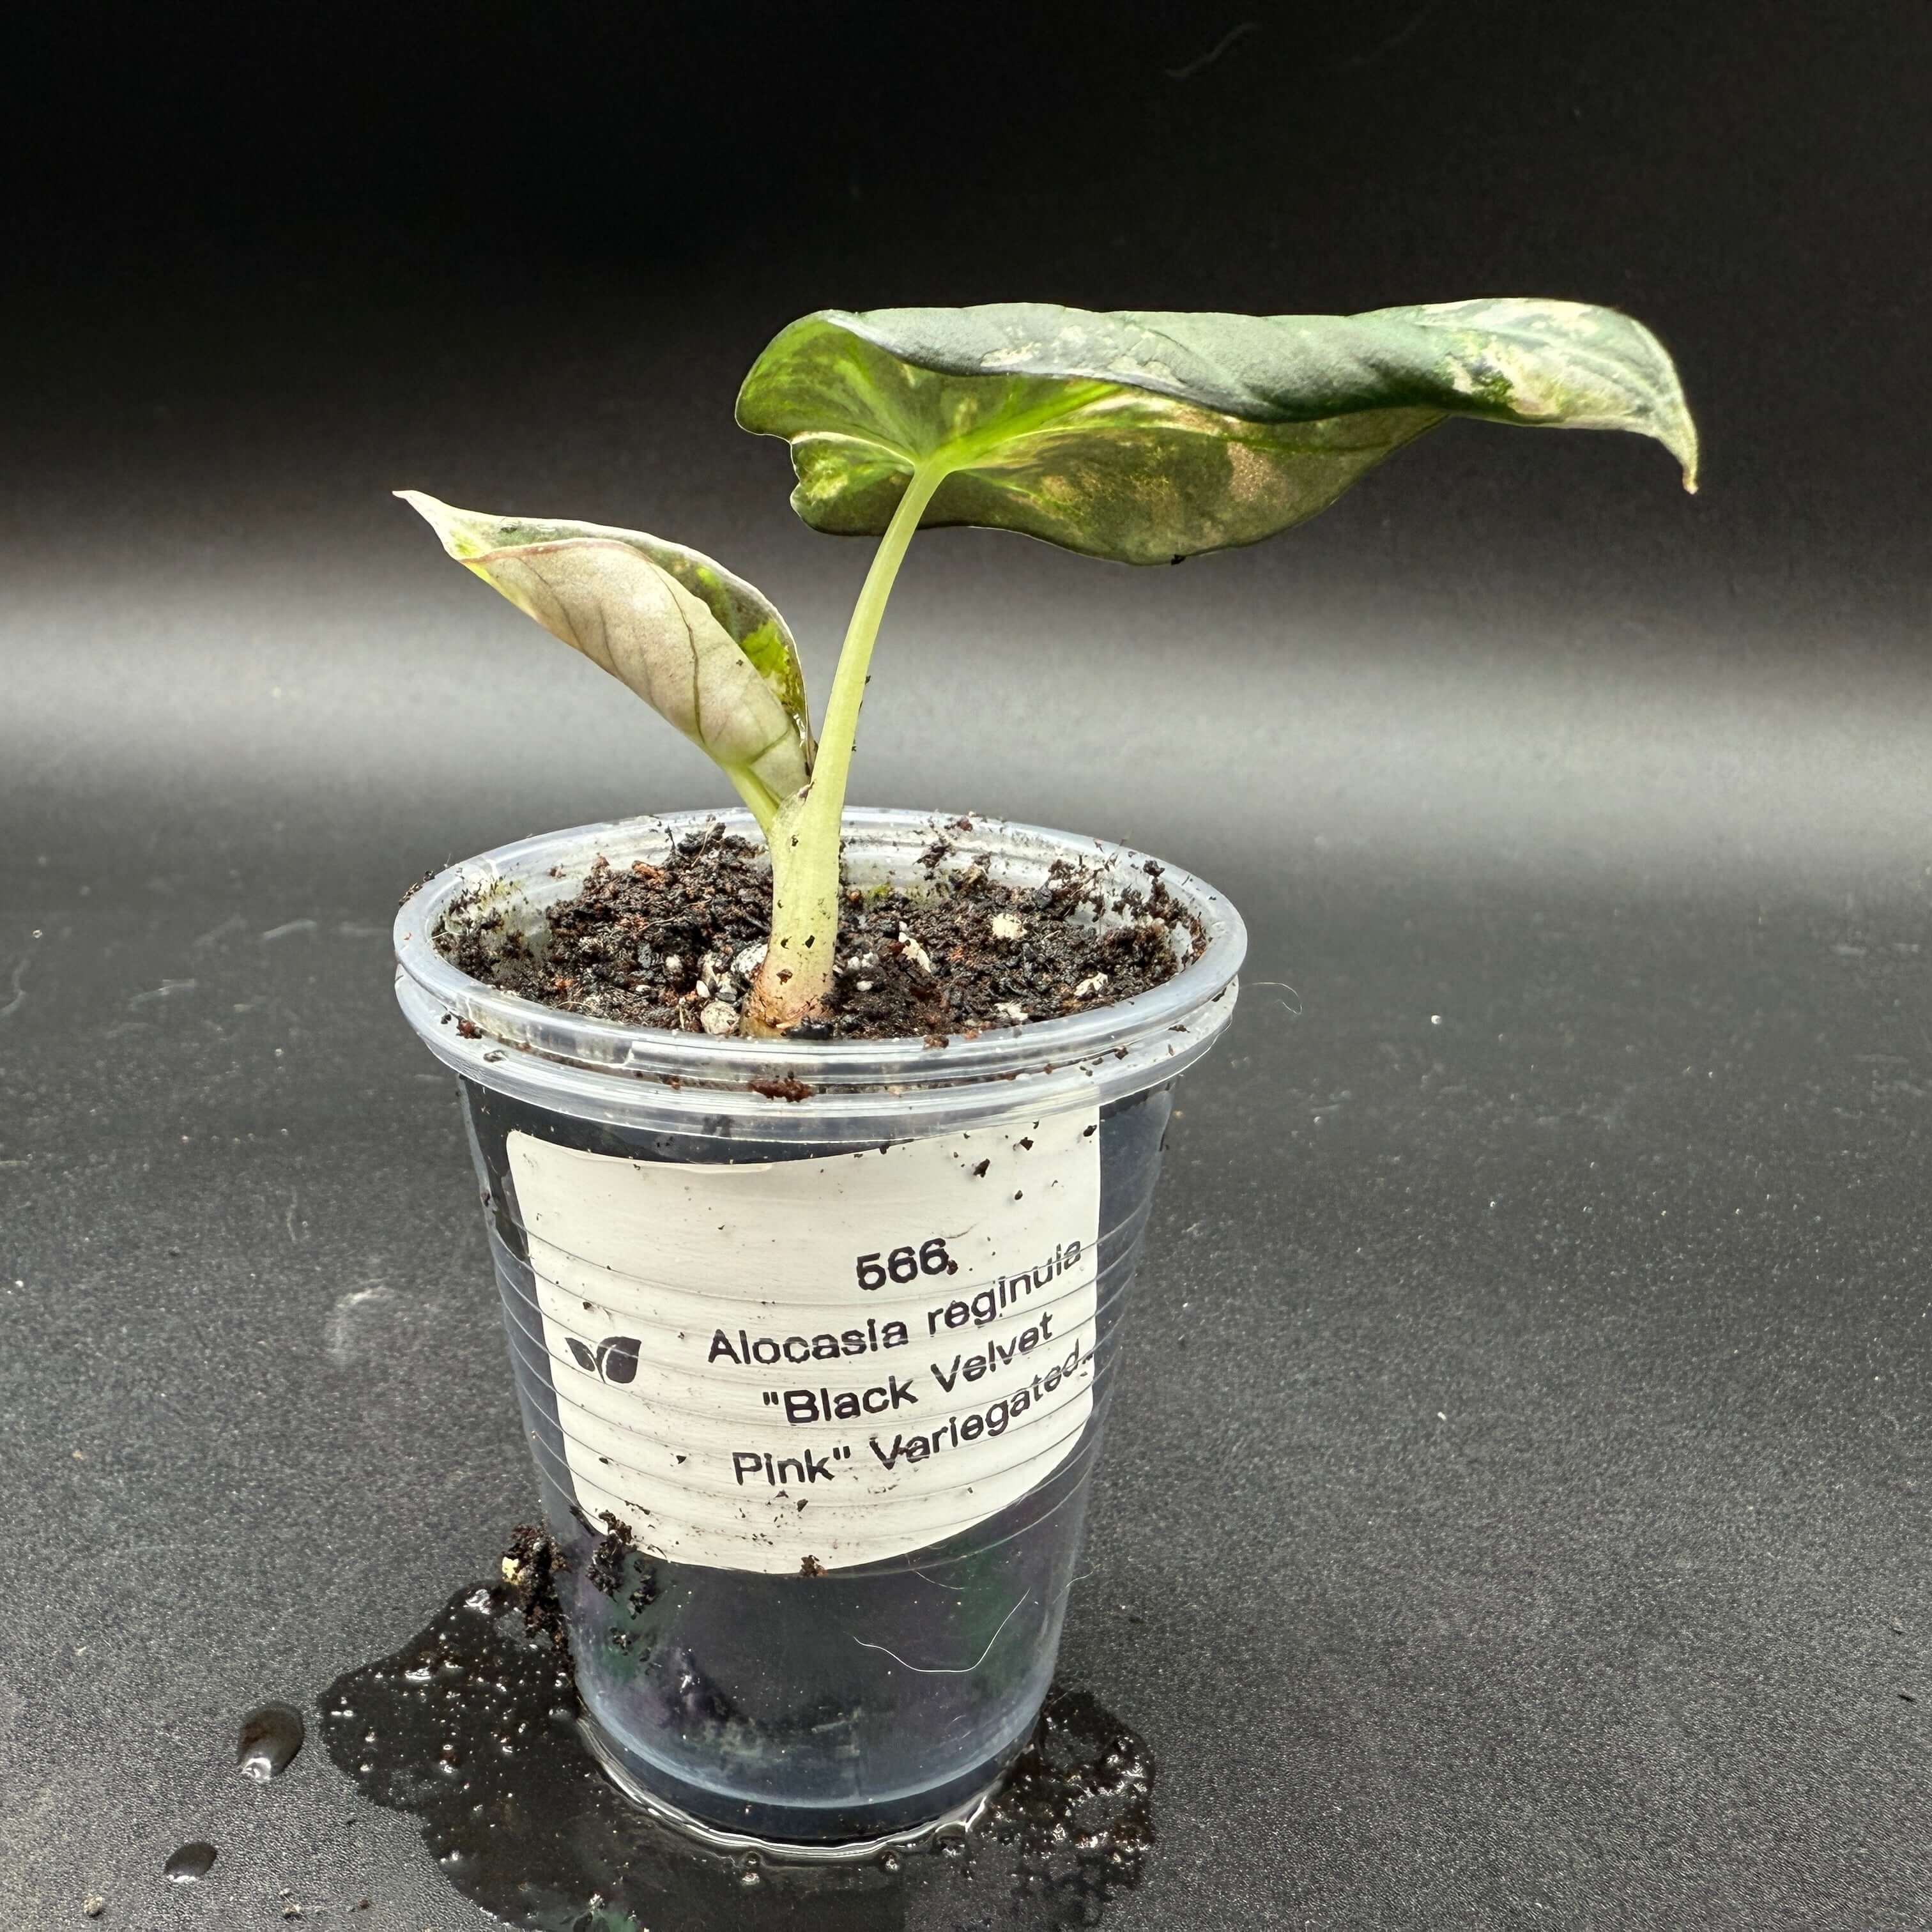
<box><xmin>506</xmin><ymin>1107</ymin><xmax>1101</xmax><ymax>1574</ymax></box>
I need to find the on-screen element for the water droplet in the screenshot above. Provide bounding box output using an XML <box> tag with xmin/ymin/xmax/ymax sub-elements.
<box><xmin>164</xmin><ymin>1841</ymin><xmax>217</xmax><ymax>1884</ymax></box>
<box><xmin>237</xmin><ymin>1702</ymin><xmax>305</xmax><ymax>1781</ymax></box>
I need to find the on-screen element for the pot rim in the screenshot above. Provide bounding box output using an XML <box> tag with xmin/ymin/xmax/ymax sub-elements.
<box><xmin>394</xmin><ymin>807</ymin><xmax>1245</xmax><ymax>1133</ymax></box>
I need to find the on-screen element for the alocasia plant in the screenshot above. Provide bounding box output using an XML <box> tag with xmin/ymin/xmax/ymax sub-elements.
<box><xmin>402</xmin><ymin>298</ymin><xmax>1696</xmax><ymax>1036</ymax></box>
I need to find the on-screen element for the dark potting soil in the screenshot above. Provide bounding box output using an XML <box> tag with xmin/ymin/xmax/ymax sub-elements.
<box><xmin>436</xmin><ymin>821</ymin><xmax>1199</xmax><ymax>1042</ymax></box>
<box><xmin>509</xmin><ymin>1513</ymin><xmax>663</xmax><ymax>1652</ymax></box>
<box><xmin>502</xmin><ymin>1521</ymin><xmax>571</xmax><ymax>1652</ymax></box>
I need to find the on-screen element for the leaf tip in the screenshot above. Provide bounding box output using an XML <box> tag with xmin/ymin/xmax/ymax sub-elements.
<box><xmin>1671</xmin><ymin>431</ymin><xmax>1699</xmax><ymax>495</ymax></box>
<box><xmin>394</xmin><ymin>489</ymin><xmax>492</xmax><ymax>560</ymax></box>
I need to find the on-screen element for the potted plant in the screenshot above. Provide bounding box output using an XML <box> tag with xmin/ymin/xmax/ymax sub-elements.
<box><xmin>391</xmin><ymin>299</ymin><xmax>1695</xmax><ymax>1851</ymax></box>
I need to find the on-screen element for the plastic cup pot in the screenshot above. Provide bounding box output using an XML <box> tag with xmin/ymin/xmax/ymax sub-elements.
<box><xmin>394</xmin><ymin>808</ymin><xmax>1245</xmax><ymax>1850</ymax></box>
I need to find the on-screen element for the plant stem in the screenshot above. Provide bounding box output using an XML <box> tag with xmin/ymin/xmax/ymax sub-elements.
<box><xmin>745</xmin><ymin>459</ymin><xmax>948</xmax><ymax>1033</ymax></box>
<box><xmin>804</xmin><ymin>460</ymin><xmax>948</xmax><ymax>850</ymax></box>
<box><xmin>723</xmin><ymin>763</ymin><xmax>783</xmax><ymax>833</ymax></box>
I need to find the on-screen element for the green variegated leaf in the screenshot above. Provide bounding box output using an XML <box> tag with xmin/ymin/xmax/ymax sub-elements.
<box><xmin>736</xmin><ymin>299</ymin><xmax>1698</xmax><ymax>565</ymax></box>
<box><xmin>397</xmin><ymin>493</ymin><xmax>811</xmax><ymax>806</ymax></box>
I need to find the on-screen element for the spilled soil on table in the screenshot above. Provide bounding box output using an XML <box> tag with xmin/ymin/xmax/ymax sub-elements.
<box><xmin>320</xmin><ymin>1576</ymin><xmax>1156</xmax><ymax>1931</ymax></box>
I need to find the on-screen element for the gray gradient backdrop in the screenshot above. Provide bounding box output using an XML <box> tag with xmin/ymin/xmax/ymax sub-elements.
<box><xmin>4</xmin><ymin>3</ymin><xmax>1929</xmax><ymax>1926</ymax></box>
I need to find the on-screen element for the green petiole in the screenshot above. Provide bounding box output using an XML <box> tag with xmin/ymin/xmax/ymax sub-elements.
<box><xmin>744</xmin><ymin>459</ymin><xmax>950</xmax><ymax>1034</ymax></box>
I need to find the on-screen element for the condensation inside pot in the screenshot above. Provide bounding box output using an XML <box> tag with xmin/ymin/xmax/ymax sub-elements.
<box><xmin>457</xmin><ymin>1074</ymin><xmax>1174</xmax><ymax>1845</ymax></box>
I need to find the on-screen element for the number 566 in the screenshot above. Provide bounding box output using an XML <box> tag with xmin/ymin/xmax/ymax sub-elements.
<box><xmin>855</xmin><ymin>1238</ymin><xmax>954</xmax><ymax>1289</ymax></box>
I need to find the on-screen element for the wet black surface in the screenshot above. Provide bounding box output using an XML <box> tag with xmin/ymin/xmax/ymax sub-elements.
<box><xmin>320</xmin><ymin>1582</ymin><xmax>1152</xmax><ymax>1931</ymax></box>
<box><xmin>15</xmin><ymin>777</ymin><xmax>1932</xmax><ymax>1929</ymax></box>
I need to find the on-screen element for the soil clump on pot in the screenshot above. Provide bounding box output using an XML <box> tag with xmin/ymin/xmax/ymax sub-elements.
<box><xmin>437</xmin><ymin>822</ymin><xmax>1198</xmax><ymax>1042</ymax></box>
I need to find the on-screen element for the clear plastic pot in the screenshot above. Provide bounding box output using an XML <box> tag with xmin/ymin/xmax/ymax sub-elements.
<box><xmin>394</xmin><ymin>808</ymin><xmax>1244</xmax><ymax>1849</ymax></box>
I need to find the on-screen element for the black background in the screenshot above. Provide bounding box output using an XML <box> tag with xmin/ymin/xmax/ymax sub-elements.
<box><xmin>5</xmin><ymin>4</ymin><xmax>1931</xmax><ymax>1927</ymax></box>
